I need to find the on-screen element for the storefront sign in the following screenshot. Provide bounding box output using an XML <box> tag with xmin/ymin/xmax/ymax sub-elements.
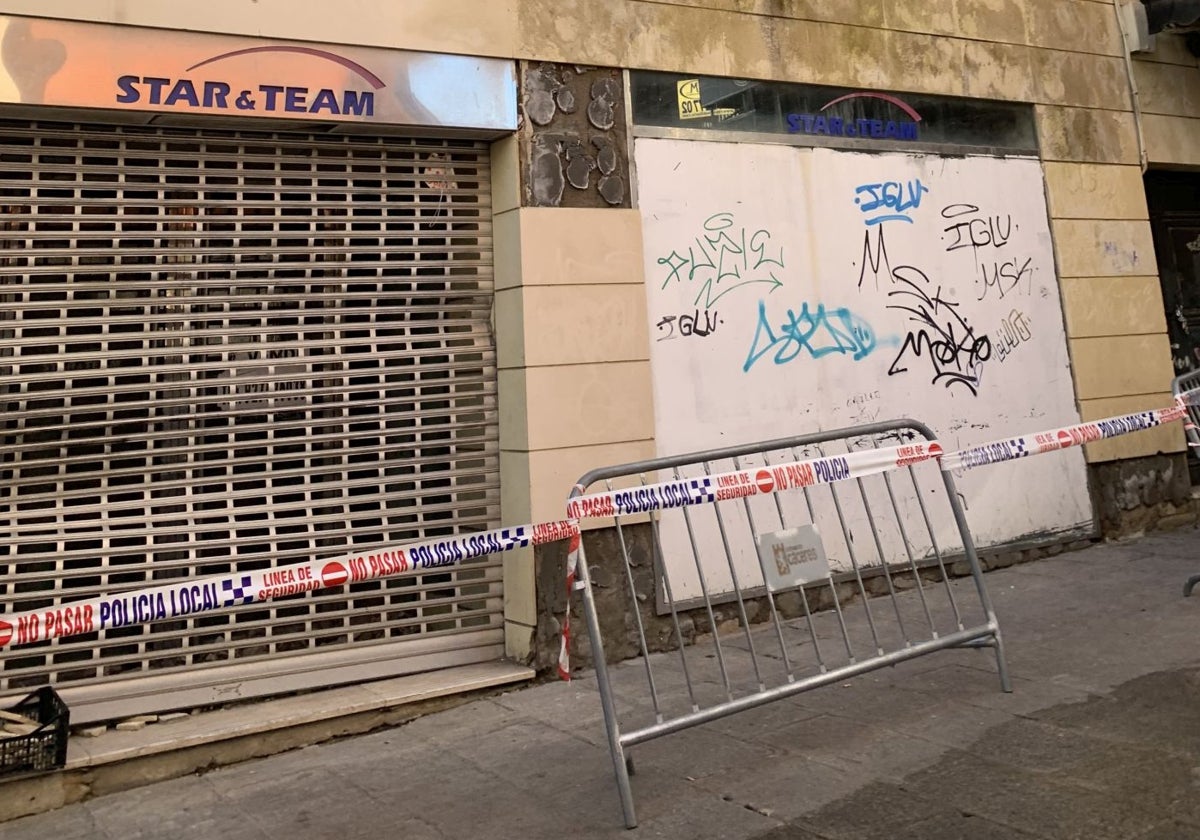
<box><xmin>0</xmin><ymin>15</ymin><xmax>516</xmax><ymax>130</ymax></box>
<box><xmin>631</xmin><ymin>71</ymin><xmax>1036</xmax><ymax>153</ymax></box>
<box><xmin>786</xmin><ymin>92</ymin><xmax>921</xmax><ymax>142</ymax></box>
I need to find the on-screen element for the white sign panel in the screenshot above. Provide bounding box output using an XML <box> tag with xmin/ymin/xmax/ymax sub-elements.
<box><xmin>636</xmin><ymin>138</ymin><xmax>1094</xmax><ymax>601</ymax></box>
<box><xmin>757</xmin><ymin>525</ymin><xmax>831</xmax><ymax>593</ymax></box>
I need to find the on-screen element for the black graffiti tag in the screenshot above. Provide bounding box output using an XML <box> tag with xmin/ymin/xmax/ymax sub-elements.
<box><xmin>656</xmin><ymin>309</ymin><xmax>723</xmax><ymax>341</ymax></box>
<box><xmin>886</xmin><ymin>266</ymin><xmax>992</xmax><ymax>395</ymax></box>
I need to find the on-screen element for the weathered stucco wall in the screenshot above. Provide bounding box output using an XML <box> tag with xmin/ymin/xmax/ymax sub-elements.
<box><xmin>1134</xmin><ymin>31</ymin><xmax>1200</xmax><ymax>168</ymax></box>
<box><xmin>0</xmin><ymin>0</ymin><xmax>521</xmax><ymax>57</ymax></box>
<box><xmin>503</xmin><ymin>0</ymin><xmax>1181</xmax><ymax>473</ymax></box>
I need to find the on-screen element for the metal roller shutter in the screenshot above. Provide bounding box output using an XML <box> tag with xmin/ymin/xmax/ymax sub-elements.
<box><xmin>0</xmin><ymin>120</ymin><xmax>502</xmax><ymax>718</ymax></box>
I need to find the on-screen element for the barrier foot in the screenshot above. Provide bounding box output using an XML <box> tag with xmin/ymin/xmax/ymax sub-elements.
<box><xmin>991</xmin><ymin>630</ymin><xmax>1013</xmax><ymax>693</ymax></box>
<box><xmin>1185</xmin><ymin>575</ymin><xmax>1200</xmax><ymax>597</ymax></box>
<box><xmin>611</xmin><ymin>742</ymin><xmax>638</xmax><ymax>829</ymax></box>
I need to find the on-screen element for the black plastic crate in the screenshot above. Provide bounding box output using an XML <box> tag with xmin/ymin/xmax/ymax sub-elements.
<box><xmin>0</xmin><ymin>687</ymin><xmax>69</xmax><ymax>778</ymax></box>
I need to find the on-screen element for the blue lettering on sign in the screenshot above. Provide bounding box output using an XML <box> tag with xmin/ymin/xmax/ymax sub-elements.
<box><xmin>115</xmin><ymin>75</ymin><xmax>375</xmax><ymax>117</ymax></box>
<box><xmin>341</xmin><ymin>90</ymin><xmax>374</xmax><ymax>116</ymax></box>
<box><xmin>165</xmin><ymin>79</ymin><xmax>199</xmax><ymax>107</ymax></box>
<box><xmin>787</xmin><ymin>113</ymin><xmax>919</xmax><ymax>141</ymax></box>
<box><xmin>854</xmin><ymin>180</ymin><xmax>929</xmax><ymax>226</ymax></box>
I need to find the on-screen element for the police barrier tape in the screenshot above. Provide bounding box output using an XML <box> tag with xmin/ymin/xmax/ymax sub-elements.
<box><xmin>1174</xmin><ymin>386</ymin><xmax>1200</xmax><ymax>447</ymax></box>
<box><xmin>0</xmin><ymin>520</ymin><xmax>580</xmax><ymax>650</ymax></box>
<box><xmin>564</xmin><ymin>441</ymin><xmax>945</xmax><ymax>523</ymax></box>
<box><xmin>554</xmin><ymin>396</ymin><xmax>1198</xmax><ymax>678</ymax></box>
<box><xmin>939</xmin><ymin>403</ymin><xmax>1190</xmax><ymax>472</ymax></box>
<box><xmin>3</xmin><ymin>396</ymin><xmax>1197</xmax><ymax>655</ymax></box>
<box><xmin>0</xmin><ymin>442</ymin><xmax>943</xmax><ymax>656</ymax></box>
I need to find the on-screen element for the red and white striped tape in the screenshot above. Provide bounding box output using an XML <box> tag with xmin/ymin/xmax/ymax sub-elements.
<box><xmin>564</xmin><ymin>441</ymin><xmax>943</xmax><ymax>522</ymax></box>
<box><xmin>0</xmin><ymin>520</ymin><xmax>578</xmax><ymax>650</ymax></box>
<box><xmin>939</xmin><ymin>404</ymin><xmax>1189</xmax><ymax>472</ymax></box>
<box><xmin>3</xmin><ymin>394</ymin><xmax>1196</xmax><ymax>661</ymax></box>
<box><xmin>556</xmin><ymin>527</ymin><xmax>583</xmax><ymax>681</ymax></box>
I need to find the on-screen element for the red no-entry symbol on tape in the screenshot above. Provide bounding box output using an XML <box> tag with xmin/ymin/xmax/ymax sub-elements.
<box><xmin>320</xmin><ymin>562</ymin><xmax>349</xmax><ymax>588</ymax></box>
<box><xmin>755</xmin><ymin>469</ymin><xmax>775</xmax><ymax>494</ymax></box>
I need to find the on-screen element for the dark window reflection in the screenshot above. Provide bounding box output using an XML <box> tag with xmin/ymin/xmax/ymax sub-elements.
<box><xmin>631</xmin><ymin>71</ymin><xmax>1037</xmax><ymax>153</ymax></box>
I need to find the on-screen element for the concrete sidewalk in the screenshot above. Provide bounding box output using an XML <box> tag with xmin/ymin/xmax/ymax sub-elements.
<box><xmin>7</xmin><ymin>528</ymin><xmax>1200</xmax><ymax>839</ymax></box>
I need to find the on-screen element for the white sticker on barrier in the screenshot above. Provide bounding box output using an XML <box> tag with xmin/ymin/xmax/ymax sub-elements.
<box><xmin>757</xmin><ymin>524</ymin><xmax>831</xmax><ymax>593</ymax></box>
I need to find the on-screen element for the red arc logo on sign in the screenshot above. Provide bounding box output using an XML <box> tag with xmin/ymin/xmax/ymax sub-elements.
<box><xmin>755</xmin><ymin>469</ymin><xmax>775</xmax><ymax>494</ymax></box>
<box><xmin>320</xmin><ymin>561</ymin><xmax>349</xmax><ymax>588</ymax></box>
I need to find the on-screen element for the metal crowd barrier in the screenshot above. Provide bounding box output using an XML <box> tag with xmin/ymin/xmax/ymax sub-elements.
<box><xmin>566</xmin><ymin>420</ymin><xmax>1009</xmax><ymax>829</ymax></box>
<box><xmin>1171</xmin><ymin>372</ymin><xmax>1200</xmax><ymax>597</ymax></box>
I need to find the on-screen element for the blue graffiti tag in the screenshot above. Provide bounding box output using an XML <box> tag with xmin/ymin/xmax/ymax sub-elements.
<box><xmin>743</xmin><ymin>300</ymin><xmax>882</xmax><ymax>372</ymax></box>
<box><xmin>854</xmin><ymin>180</ymin><xmax>930</xmax><ymax>226</ymax></box>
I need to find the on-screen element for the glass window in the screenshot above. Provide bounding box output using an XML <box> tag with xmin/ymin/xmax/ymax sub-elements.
<box><xmin>631</xmin><ymin>71</ymin><xmax>1038</xmax><ymax>154</ymax></box>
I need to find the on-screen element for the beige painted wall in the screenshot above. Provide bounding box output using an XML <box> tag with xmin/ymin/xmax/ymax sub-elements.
<box><xmin>0</xmin><ymin>0</ymin><xmax>520</xmax><ymax>57</ymax></box>
<box><xmin>1134</xmin><ymin>32</ymin><xmax>1200</xmax><ymax>168</ymax></box>
<box><xmin>492</xmin><ymin>203</ymin><xmax>656</xmax><ymax>654</ymax></box>
<box><xmin>1110</xmin><ymin>32</ymin><xmax>1200</xmax><ymax>462</ymax></box>
<box><xmin>492</xmin><ymin>133</ymin><xmax>655</xmax><ymax>655</ymax></box>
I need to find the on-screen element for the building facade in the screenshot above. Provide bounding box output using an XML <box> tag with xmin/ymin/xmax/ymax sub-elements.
<box><xmin>0</xmin><ymin>0</ymin><xmax>1196</xmax><ymax>721</ymax></box>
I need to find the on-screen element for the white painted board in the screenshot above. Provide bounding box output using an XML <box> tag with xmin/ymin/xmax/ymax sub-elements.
<box><xmin>635</xmin><ymin>138</ymin><xmax>1094</xmax><ymax>602</ymax></box>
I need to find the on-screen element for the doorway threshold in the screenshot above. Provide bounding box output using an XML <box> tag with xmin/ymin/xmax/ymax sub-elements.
<box><xmin>0</xmin><ymin>661</ymin><xmax>534</xmax><ymax>822</ymax></box>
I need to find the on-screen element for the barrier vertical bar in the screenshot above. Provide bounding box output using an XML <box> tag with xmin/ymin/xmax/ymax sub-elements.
<box><xmin>765</xmin><ymin>449</ymin><xmax>827</xmax><ymax>671</ymax></box>
<box><xmin>937</xmin><ymin>464</ymin><xmax>1011</xmax><ymax>693</ymax></box>
<box><xmin>733</xmin><ymin>454</ymin><xmax>796</xmax><ymax>681</ymax></box>
<box><xmin>1170</xmin><ymin>375</ymin><xmax>1200</xmax><ymax>596</ymax></box>
<box><xmin>792</xmin><ymin>450</ymin><xmax>856</xmax><ymax>664</ymax></box>
<box><xmin>702</xmin><ymin>461</ymin><xmax>766</xmax><ymax>692</ymax></box>
<box><xmin>574</xmin><ymin>536</ymin><xmax>639</xmax><ymax>829</ymax></box>
<box><xmin>675</xmin><ymin>466</ymin><xmax>734</xmax><ymax>700</ymax></box>
<box><xmin>608</xmin><ymin>481</ymin><xmax>664</xmax><ymax>722</ymax></box>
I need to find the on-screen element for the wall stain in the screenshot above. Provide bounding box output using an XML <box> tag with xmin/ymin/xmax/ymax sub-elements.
<box><xmin>519</xmin><ymin>61</ymin><xmax>630</xmax><ymax>208</ymax></box>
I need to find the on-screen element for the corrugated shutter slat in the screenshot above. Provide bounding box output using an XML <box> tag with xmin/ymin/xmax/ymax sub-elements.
<box><xmin>0</xmin><ymin>121</ymin><xmax>502</xmax><ymax>705</ymax></box>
